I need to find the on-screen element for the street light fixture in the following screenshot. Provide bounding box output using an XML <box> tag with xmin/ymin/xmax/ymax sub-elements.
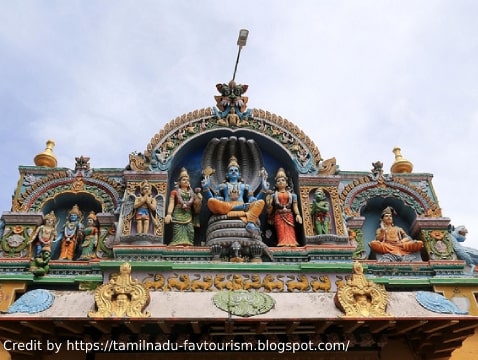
<box><xmin>232</xmin><ymin>29</ymin><xmax>249</xmax><ymax>81</ymax></box>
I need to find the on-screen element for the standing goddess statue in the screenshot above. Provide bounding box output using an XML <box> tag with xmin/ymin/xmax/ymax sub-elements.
<box><xmin>266</xmin><ymin>168</ymin><xmax>303</xmax><ymax>246</ymax></box>
<box><xmin>165</xmin><ymin>168</ymin><xmax>202</xmax><ymax>246</ymax></box>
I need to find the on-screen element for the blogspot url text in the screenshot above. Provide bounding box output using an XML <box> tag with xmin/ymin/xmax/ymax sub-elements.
<box><xmin>3</xmin><ymin>339</ymin><xmax>350</xmax><ymax>354</ymax></box>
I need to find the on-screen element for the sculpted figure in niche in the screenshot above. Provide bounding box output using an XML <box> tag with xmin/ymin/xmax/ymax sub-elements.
<box><xmin>201</xmin><ymin>156</ymin><xmax>269</xmax><ymax>234</ymax></box>
<box><xmin>29</xmin><ymin>211</ymin><xmax>56</xmax><ymax>258</ymax></box>
<box><xmin>79</xmin><ymin>211</ymin><xmax>98</xmax><ymax>260</ymax></box>
<box><xmin>165</xmin><ymin>168</ymin><xmax>203</xmax><ymax>246</ymax></box>
<box><xmin>30</xmin><ymin>244</ymin><xmax>52</xmax><ymax>276</ymax></box>
<box><xmin>310</xmin><ymin>188</ymin><xmax>331</xmax><ymax>235</ymax></box>
<box><xmin>226</xmin><ymin>106</ymin><xmax>240</xmax><ymax>127</ymax></box>
<box><xmin>266</xmin><ymin>168</ymin><xmax>302</xmax><ymax>247</ymax></box>
<box><xmin>368</xmin><ymin>206</ymin><xmax>423</xmax><ymax>260</ymax></box>
<box><xmin>58</xmin><ymin>204</ymin><xmax>84</xmax><ymax>260</ymax></box>
<box><xmin>134</xmin><ymin>180</ymin><xmax>157</xmax><ymax>234</ymax></box>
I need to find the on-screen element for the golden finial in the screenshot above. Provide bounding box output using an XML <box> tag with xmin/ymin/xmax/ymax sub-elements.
<box><xmin>390</xmin><ymin>147</ymin><xmax>413</xmax><ymax>173</ymax></box>
<box><xmin>34</xmin><ymin>139</ymin><xmax>58</xmax><ymax>168</ymax></box>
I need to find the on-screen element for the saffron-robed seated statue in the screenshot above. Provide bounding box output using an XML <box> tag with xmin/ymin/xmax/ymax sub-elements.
<box><xmin>201</xmin><ymin>156</ymin><xmax>269</xmax><ymax>234</ymax></box>
<box><xmin>368</xmin><ymin>206</ymin><xmax>423</xmax><ymax>262</ymax></box>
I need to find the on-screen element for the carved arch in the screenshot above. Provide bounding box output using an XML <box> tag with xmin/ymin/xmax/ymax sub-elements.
<box><xmin>134</xmin><ymin>107</ymin><xmax>322</xmax><ymax>175</ymax></box>
<box><xmin>340</xmin><ymin>175</ymin><xmax>442</xmax><ymax>218</ymax></box>
<box><xmin>14</xmin><ymin>174</ymin><xmax>123</xmax><ymax>214</ymax></box>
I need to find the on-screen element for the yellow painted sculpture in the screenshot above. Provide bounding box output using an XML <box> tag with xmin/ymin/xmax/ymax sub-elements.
<box><xmin>88</xmin><ymin>262</ymin><xmax>151</xmax><ymax>318</ymax></box>
<box><xmin>335</xmin><ymin>262</ymin><xmax>391</xmax><ymax>317</ymax></box>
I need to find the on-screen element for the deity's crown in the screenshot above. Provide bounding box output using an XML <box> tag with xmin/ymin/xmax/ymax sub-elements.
<box><xmin>178</xmin><ymin>167</ymin><xmax>190</xmax><ymax>180</ymax></box>
<box><xmin>87</xmin><ymin>211</ymin><xmax>97</xmax><ymax>221</ymax></box>
<box><xmin>44</xmin><ymin>211</ymin><xmax>56</xmax><ymax>222</ymax></box>
<box><xmin>140</xmin><ymin>180</ymin><xmax>151</xmax><ymax>190</ymax></box>
<box><xmin>68</xmin><ymin>204</ymin><xmax>82</xmax><ymax>216</ymax></box>
<box><xmin>275</xmin><ymin>167</ymin><xmax>288</xmax><ymax>180</ymax></box>
<box><xmin>381</xmin><ymin>206</ymin><xmax>395</xmax><ymax>218</ymax></box>
<box><xmin>228</xmin><ymin>156</ymin><xmax>240</xmax><ymax>169</ymax></box>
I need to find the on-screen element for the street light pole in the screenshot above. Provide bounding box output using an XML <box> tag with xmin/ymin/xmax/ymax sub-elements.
<box><xmin>232</xmin><ymin>29</ymin><xmax>249</xmax><ymax>81</ymax></box>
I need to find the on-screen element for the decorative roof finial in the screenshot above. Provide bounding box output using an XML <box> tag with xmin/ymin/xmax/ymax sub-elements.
<box><xmin>390</xmin><ymin>147</ymin><xmax>413</xmax><ymax>173</ymax></box>
<box><xmin>34</xmin><ymin>139</ymin><xmax>57</xmax><ymax>168</ymax></box>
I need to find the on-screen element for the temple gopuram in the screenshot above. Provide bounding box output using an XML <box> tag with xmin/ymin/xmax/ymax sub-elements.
<box><xmin>1</xmin><ymin>71</ymin><xmax>478</xmax><ymax>359</ymax></box>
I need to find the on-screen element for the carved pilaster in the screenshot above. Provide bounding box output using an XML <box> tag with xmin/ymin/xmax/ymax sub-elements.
<box><xmin>411</xmin><ymin>217</ymin><xmax>454</xmax><ymax>261</ymax></box>
<box><xmin>299</xmin><ymin>186</ymin><xmax>314</xmax><ymax>236</ymax></box>
<box><xmin>344</xmin><ymin>216</ymin><xmax>367</xmax><ymax>259</ymax></box>
<box><xmin>1</xmin><ymin>212</ymin><xmax>44</xmax><ymax>258</ymax></box>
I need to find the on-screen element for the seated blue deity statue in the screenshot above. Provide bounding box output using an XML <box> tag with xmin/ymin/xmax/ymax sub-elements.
<box><xmin>201</xmin><ymin>156</ymin><xmax>269</xmax><ymax>234</ymax></box>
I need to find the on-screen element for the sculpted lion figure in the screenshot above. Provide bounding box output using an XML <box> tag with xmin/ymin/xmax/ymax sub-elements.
<box><xmin>191</xmin><ymin>275</ymin><xmax>213</xmax><ymax>292</ymax></box>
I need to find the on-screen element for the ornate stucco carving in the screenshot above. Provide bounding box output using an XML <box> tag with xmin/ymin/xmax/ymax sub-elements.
<box><xmin>13</xmin><ymin>171</ymin><xmax>123</xmax><ymax>213</ymax></box>
<box><xmin>140</xmin><ymin>272</ymin><xmax>334</xmax><ymax>293</ymax></box>
<box><xmin>120</xmin><ymin>181</ymin><xmax>166</xmax><ymax>237</ymax></box>
<box><xmin>340</xmin><ymin>173</ymin><xmax>441</xmax><ymax>218</ymax></box>
<box><xmin>335</xmin><ymin>262</ymin><xmax>391</xmax><ymax>317</ymax></box>
<box><xmin>88</xmin><ymin>262</ymin><xmax>151</xmax><ymax>318</ymax></box>
<box><xmin>423</xmin><ymin>229</ymin><xmax>455</xmax><ymax>260</ymax></box>
<box><xmin>213</xmin><ymin>290</ymin><xmax>275</xmax><ymax>317</ymax></box>
<box><xmin>299</xmin><ymin>186</ymin><xmax>346</xmax><ymax>236</ymax></box>
<box><xmin>416</xmin><ymin>291</ymin><xmax>468</xmax><ymax>314</ymax></box>
<box><xmin>136</xmin><ymin>107</ymin><xmax>322</xmax><ymax>175</ymax></box>
<box><xmin>299</xmin><ymin>186</ymin><xmax>314</xmax><ymax>236</ymax></box>
<box><xmin>7</xmin><ymin>289</ymin><xmax>54</xmax><ymax>314</ymax></box>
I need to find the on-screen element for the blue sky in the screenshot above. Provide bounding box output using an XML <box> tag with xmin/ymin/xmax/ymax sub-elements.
<box><xmin>1</xmin><ymin>0</ymin><xmax>478</xmax><ymax>248</ymax></box>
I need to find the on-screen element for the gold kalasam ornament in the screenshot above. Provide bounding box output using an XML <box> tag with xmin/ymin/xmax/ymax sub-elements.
<box><xmin>88</xmin><ymin>262</ymin><xmax>151</xmax><ymax>318</ymax></box>
<box><xmin>335</xmin><ymin>262</ymin><xmax>391</xmax><ymax>317</ymax></box>
<box><xmin>34</xmin><ymin>139</ymin><xmax>58</xmax><ymax>168</ymax></box>
<box><xmin>390</xmin><ymin>147</ymin><xmax>413</xmax><ymax>174</ymax></box>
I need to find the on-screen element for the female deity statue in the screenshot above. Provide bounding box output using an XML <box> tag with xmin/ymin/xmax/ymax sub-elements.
<box><xmin>266</xmin><ymin>168</ymin><xmax>303</xmax><ymax>246</ymax></box>
<box><xmin>368</xmin><ymin>206</ymin><xmax>423</xmax><ymax>260</ymax></box>
<box><xmin>79</xmin><ymin>211</ymin><xmax>98</xmax><ymax>260</ymax></box>
<box><xmin>165</xmin><ymin>168</ymin><xmax>203</xmax><ymax>246</ymax></box>
<box><xmin>58</xmin><ymin>204</ymin><xmax>84</xmax><ymax>260</ymax></box>
<box><xmin>29</xmin><ymin>211</ymin><xmax>56</xmax><ymax>257</ymax></box>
